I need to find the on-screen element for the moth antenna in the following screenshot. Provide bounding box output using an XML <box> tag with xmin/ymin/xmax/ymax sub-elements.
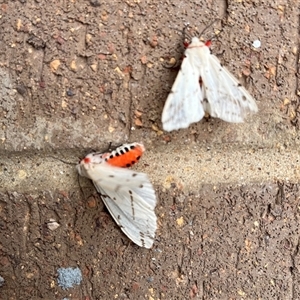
<box><xmin>168</xmin><ymin>24</ymin><xmax>192</xmax><ymax>42</ymax></box>
<box><xmin>82</xmin><ymin>148</ymin><xmax>98</xmax><ymax>158</ymax></box>
<box><xmin>48</xmin><ymin>156</ymin><xmax>76</xmax><ymax>165</ymax></box>
<box><xmin>199</xmin><ymin>19</ymin><xmax>221</xmax><ymax>36</ymax></box>
<box><xmin>107</xmin><ymin>142</ymin><xmax>113</xmax><ymax>152</ymax></box>
<box><xmin>102</xmin><ymin>142</ymin><xmax>120</xmax><ymax>153</ymax></box>
<box><xmin>206</xmin><ymin>28</ymin><xmax>224</xmax><ymax>44</ymax></box>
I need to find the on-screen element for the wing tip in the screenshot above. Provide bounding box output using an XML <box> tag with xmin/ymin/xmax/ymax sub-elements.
<box><xmin>162</xmin><ymin>121</ymin><xmax>192</xmax><ymax>132</ymax></box>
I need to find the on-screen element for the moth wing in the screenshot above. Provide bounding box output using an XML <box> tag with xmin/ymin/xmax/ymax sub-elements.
<box><xmin>83</xmin><ymin>163</ymin><xmax>147</xmax><ymax>187</ymax></box>
<box><xmin>201</xmin><ymin>54</ymin><xmax>258</xmax><ymax>123</ymax></box>
<box><xmin>162</xmin><ymin>53</ymin><xmax>205</xmax><ymax>131</ymax></box>
<box><xmin>88</xmin><ymin>164</ymin><xmax>157</xmax><ymax>248</ymax></box>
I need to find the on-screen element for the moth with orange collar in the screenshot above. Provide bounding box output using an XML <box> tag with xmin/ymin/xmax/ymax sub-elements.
<box><xmin>77</xmin><ymin>143</ymin><xmax>157</xmax><ymax>249</ymax></box>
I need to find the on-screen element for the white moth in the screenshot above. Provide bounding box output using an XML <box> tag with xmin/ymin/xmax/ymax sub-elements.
<box><xmin>76</xmin><ymin>143</ymin><xmax>157</xmax><ymax>249</ymax></box>
<box><xmin>162</xmin><ymin>37</ymin><xmax>258</xmax><ymax>132</ymax></box>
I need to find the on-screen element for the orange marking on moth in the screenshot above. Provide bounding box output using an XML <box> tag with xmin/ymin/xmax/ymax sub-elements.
<box><xmin>205</xmin><ymin>40</ymin><xmax>212</xmax><ymax>47</ymax></box>
<box><xmin>183</xmin><ymin>41</ymin><xmax>189</xmax><ymax>48</ymax></box>
<box><xmin>107</xmin><ymin>144</ymin><xmax>145</xmax><ymax>168</ymax></box>
<box><xmin>83</xmin><ymin>157</ymin><xmax>91</xmax><ymax>164</ymax></box>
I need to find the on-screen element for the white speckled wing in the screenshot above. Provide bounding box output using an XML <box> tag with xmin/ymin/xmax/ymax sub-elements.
<box><xmin>77</xmin><ymin>161</ymin><xmax>157</xmax><ymax>249</ymax></box>
<box><xmin>162</xmin><ymin>37</ymin><xmax>258</xmax><ymax>131</ymax></box>
<box><xmin>162</xmin><ymin>48</ymin><xmax>205</xmax><ymax>131</ymax></box>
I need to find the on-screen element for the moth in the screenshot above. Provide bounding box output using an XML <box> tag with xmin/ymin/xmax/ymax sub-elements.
<box><xmin>76</xmin><ymin>143</ymin><xmax>157</xmax><ymax>248</ymax></box>
<box><xmin>162</xmin><ymin>37</ymin><xmax>258</xmax><ymax>132</ymax></box>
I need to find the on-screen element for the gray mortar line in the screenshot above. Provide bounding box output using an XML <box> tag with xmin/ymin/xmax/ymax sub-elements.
<box><xmin>0</xmin><ymin>145</ymin><xmax>299</xmax><ymax>193</ymax></box>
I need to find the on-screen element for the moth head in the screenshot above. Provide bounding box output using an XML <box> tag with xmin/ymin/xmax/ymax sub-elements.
<box><xmin>76</xmin><ymin>152</ymin><xmax>106</xmax><ymax>178</ymax></box>
<box><xmin>81</xmin><ymin>153</ymin><xmax>106</xmax><ymax>165</ymax></box>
